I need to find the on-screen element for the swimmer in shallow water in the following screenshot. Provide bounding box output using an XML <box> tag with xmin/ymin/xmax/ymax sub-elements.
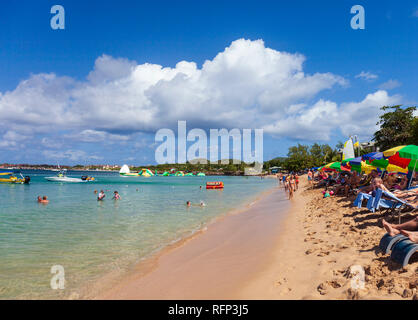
<box><xmin>186</xmin><ymin>201</ymin><xmax>206</xmax><ymax>207</ymax></box>
<box><xmin>112</xmin><ymin>191</ymin><xmax>121</xmax><ymax>200</ymax></box>
<box><xmin>37</xmin><ymin>196</ymin><xmax>49</xmax><ymax>204</ymax></box>
<box><xmin>98</xmin><ymin>190</ymin><xmax>105</xmax><ymax>201</ymax></box>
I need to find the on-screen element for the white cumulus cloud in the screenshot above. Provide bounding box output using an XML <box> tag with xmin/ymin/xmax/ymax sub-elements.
<box><xmin>355</xmin><ymin>71</ymin><xmax>378</xmax><ymax>81</ymax></box>
<box><xmin>378</xmin><ymin>79</ymin><xmax>402</xmax><ymax>90</ymax></box>
<box><xmin>0</xmin><ymin>38</ymin><xmax>403</xmax><ymax>152</ymax></box>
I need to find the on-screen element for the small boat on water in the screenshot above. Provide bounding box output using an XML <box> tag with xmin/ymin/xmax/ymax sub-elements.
<box><xmin>45</xmin><ymin>169</ymin><xmax>89</xmax><ymax>183</ymax></box>
<box><xmin>206</xmin><ymin>181</ymin><xmax>224</xmax><ymax>189</ymax></box>
<box><xmin>0</xmin><ymin>171</ymin><xmax>30</xmax><ymax>184</ymax></box>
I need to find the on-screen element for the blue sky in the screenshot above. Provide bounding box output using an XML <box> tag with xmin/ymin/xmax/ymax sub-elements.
<box><xmin>0</xmin><ymin>0</ymin><xmax>417</xmax><ymax>165</ymax></box>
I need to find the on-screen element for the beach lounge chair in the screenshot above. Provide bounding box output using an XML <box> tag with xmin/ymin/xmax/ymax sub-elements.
<box><xmin>379</xmin><ymin>233</ymin><xmax>408</xmax><ymax>254</ymax></box>
<box><xmin>365</xmin><ymin>189</ymin><xmax>403</xmax><ymax>213</ymax></box>
<box><xmin>376</xmin><ymin>190</ymin><xmax>418</xmax><ymax>223</ymax></box>
<box><xmin>390</xmin><ymin>238</ymin><xmax>418</xmax><ymax>267</ymax></box>
<box><xmin>353</xmin><ymin>192</ymin><xmax>373</xmax><ymax>208</ymax></box>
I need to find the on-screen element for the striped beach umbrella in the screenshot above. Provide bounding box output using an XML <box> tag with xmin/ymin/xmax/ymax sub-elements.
<box><xmin>383</xmin><ymin>145</ymin><xmax>418</xmax><ymax>171</ymax></box>
<box><xmin>362</xmin><ymin>152</ymin><xmax>384</xmax><ymax>162</ymax></box>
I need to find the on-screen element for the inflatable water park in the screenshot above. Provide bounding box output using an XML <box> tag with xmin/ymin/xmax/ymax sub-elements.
<box><xmin>119</xmin><ymin>164</ymin><xmax>206</xmax><ymax>177</ymax></box>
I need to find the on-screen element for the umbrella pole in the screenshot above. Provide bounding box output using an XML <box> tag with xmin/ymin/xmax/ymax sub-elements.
<box><xmin>408</xmin><ymin>159</ymin><xmax>417</xmax><ymax>189</ymax></box>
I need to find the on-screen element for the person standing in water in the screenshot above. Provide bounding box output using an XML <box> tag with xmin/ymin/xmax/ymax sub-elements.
<box><xmin>112</xmin><ymin>191</ymin><xmax>121</xmax><ymax>200</ymax></box>
<box><xmin>287</xmin><ymin>176</ymin><xmax>294</xmax><ymax>200</ymax></box>
<box><xmin>98</xmin><ymin>190</ymin><xmax>105</xmax><ymax>201</ymax></box>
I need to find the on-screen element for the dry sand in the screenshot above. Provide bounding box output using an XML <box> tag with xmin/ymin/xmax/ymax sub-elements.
<box><xmin>94</xmin><ymin>176</ymin><xmax>417</xmax><ymax>300</ymax></box>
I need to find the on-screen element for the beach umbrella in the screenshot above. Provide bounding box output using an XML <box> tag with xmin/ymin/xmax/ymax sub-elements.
<box><xmin>320</xmin><ymin>161</ymin><xmax>350</xmax><ymax>172</ymax></box>
<box><xmin>350</xmin><ymin>161</ymin><xmax>375</xmax><ymax>174</ymax></box>
<box><xmin>321</xmin><ymin>162</ymin><xmax>339</xmax><ymax>171</ymax></box>
<box><xmin>382</xmin><ymin>145</ymin><xmax>407</xmax><ymax>157</ymax></box>
<box><xmin>343</xmin><ymin>156</ymin><xmax>362</xmax><ymax>166</ymax></box>
<box><xmin>341</xmin><ymin>158</ymin><xmax>353</xmax><ymax>166</ymax></box>
<box><xmin>383</xmin><ymin>145</ymin><xmax>418</xmax><ymax>171</ymax></box>
<box><xmin>362</xmin><ymin>152</ymin><xmax>384</xmax><ymax>162</ymax></box>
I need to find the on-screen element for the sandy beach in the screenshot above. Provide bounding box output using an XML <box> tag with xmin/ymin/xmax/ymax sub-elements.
<box><xmin>93</xmin><ymin>176</ymin><xmax>417</xmax><ymax>300</ymax></box>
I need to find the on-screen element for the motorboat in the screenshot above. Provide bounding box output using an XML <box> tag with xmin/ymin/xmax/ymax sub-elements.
<box><xmin>0</xmin><ymin>170</ymin><xmax>30</xmax><ymax>184</ymax></box>
<box><xmin>45</xmin><ymin>169</ymin><xmax>85</xmax><ymax>183</ymax></box>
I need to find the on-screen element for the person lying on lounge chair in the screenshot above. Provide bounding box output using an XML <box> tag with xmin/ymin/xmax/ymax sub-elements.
<box><xmin>333</xmin><ymin>173</ymin><xmax>350</xmax><ymax>195</ymax></box>
<box><xmin>343</xmin><ymin>172</ymin><xmax>361</xmax><ymax>197</ymax></box>
<box><xmin>389</xmin><ymin>188</ymin><xmax>418</xmax><ymax>203</ymax></box>
<box><xmin>372</xmin><ymin>178</ymin><xmax>391</xmax><ymax>193</ymax></box>
<box><xmin>357</xmin><ymin>170</ymin><xmax>379</xmax><ymax>193</ymax></box>
<box><xmin>382</xmin><ymin>217</ymin><xmax>418</xmax><ymax>243</ymax></box>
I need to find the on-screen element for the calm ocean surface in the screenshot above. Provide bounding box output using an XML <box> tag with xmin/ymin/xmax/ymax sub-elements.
<box><xmin>0</xmin><ymin>170</ymin><xmax>276</xmax><ymax>299</ymax></box>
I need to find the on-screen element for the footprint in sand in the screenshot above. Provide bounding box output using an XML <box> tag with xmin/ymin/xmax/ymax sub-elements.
<box><xmin>279</xmin><ymin>287</ymin><xmax>292</xmax><ymax>295</ymax></box>
<box><xmin>317</xmin><ymin>251</ymin><xmax>330</xmax><ymax>257</ymax></box>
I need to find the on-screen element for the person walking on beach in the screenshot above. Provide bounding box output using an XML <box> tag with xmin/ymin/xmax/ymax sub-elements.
<box><xmin>308</xmin><ymin>170</ymin><xmax>313</xmax><ymax>189</ymax></box>
<box><xmin>283</xmin><ymin>175</ymin><xmax>288</xmax><ymax>192</ymax></box>
<box><xmin>290</xmin><ymin>175</ymin><xmax>296</xmax><ymax>192</ymax></box>
<box><xmin>295</xmin><ymin>174</ymin><xmax>299</xmax><ymax>190</ymax></box>
<box><xmin>287</xmin><ymin>176</ymin><xmax>294</xmax><ymax>200</ymax></box>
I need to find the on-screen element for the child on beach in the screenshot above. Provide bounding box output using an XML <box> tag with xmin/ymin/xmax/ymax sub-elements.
<box><xmin>112</xmin><ymin>191</ymin><xmax>121</xmax><ymax>200</ymax></box>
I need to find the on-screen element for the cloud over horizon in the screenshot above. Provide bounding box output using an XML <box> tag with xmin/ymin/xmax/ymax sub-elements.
<box><xmin>0</xmin><ymin>39</ymin><xmax>403</xmax><ymax>162</ymax></box>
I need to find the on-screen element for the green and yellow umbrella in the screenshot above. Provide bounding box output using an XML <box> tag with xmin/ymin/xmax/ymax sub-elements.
<box><xmin>320</xmin><ymin>161</ymin><xmax>351</xmax><ymax>172</ymax></box>
<box><xmin>350</xmin><ymin>161</ymin><xmax>376</xmax><ymax>174</ymax></box>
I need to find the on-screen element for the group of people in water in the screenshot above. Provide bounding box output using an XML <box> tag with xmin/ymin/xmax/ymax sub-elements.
<box><xmin>186</xmin><ymin>200</ymin><xmax>206</xmax><ymax>207</ymax></box>
<box><xmin>37</xmin><ymin>196</ymin><xmax>49</xmax><ymax>204</ymax></box>
<box><xmin>277</xmin><ymin>172</ymin><xmax>299</xmax><ymax>199</ymax></box>
<box><xmin>94</xmin><ymin>190</ymin><xmax>121</xmax><ymax>201</ymax></box>
<box><xmin>37</xmin><ymin>190</ymin><xmax>122</xmax><ymax>204</ymax></box>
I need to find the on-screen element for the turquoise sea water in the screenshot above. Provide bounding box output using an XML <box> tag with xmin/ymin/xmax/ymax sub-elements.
<box><xmin>0</xmin><ymin>170</ymin><xmax>276</xmax><ymax>299</ymax></box>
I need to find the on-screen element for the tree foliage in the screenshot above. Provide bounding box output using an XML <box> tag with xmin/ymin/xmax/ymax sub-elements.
<box><xmin>373</xmin><ymin>105</ymin><xmax>417</xmax><ymax>150</ymax></box>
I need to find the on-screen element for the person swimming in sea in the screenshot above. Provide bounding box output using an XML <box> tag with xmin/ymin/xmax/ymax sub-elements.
<box><xmin>186</xmin><ymin>201</ymin><xmax>206</xmax><ymax>207</ymax></box>
<box><xmin>112</xmin><ymin>191</ymin><xmax>121</xmax><ymax>200</ymax></box>
<box><xmin>37</xmin><ymin>196</ymin><xmax>49</xmax><ymax>204</ymax></box>
<box><xmin>97</xmin><ymin>190</ymin><xmax>105</xmax><ymax>201</ymax></box>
